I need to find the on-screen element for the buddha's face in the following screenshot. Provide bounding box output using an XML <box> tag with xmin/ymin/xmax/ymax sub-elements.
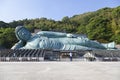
<box><xmin>16</xmin><ymin>27</ymin><xmax>31</xmax><ymax>41</ymax></box>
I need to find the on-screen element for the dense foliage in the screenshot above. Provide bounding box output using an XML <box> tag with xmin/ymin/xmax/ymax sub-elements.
<box><xmin>0</xmin><ymin>28</ymin><xmax>17</xmax><ymax>48</ymax></box>
<box><xmin>0</xmin><ymin>6</ymin><xmax>120</xmax><ymax>48</ymax></box>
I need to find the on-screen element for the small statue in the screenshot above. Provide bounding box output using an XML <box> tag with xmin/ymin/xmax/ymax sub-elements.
<box><xmin>11</xmin><ymin>26</ymin><xmax>116</xmax><ymax>50</ymax></box>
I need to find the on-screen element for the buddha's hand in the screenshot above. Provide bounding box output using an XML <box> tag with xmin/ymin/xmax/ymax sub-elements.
<box><xmin>11</xmin><ymin>40</ymin><xmax>25</xmax><ymax>49</ymax></box>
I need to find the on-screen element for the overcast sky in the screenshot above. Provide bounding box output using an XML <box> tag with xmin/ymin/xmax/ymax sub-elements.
<box><xmin>0</xmin><ymin>0</ymin><xmax>120</xmax><ymax>22</ymax></box>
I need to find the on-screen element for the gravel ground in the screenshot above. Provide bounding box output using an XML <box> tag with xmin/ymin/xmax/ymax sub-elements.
<box><xmin>0</xmin><ymin>62</ymin><xmax>120</xmax><ymax>80</ymax></box>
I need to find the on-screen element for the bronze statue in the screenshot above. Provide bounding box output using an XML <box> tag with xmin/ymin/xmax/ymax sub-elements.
<box><xmin>11</xmin><ymin>26</ymin><xmax>116</xmax><ymax>50</ymax></box>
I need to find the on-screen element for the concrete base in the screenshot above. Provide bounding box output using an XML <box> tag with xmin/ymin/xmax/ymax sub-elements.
<box><xmin>0</xmin><ymin>62</ymin><xmax>120</xmax><ymax>80</ymax></box>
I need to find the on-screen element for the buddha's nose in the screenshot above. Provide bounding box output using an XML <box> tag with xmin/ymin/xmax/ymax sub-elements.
<box><xmin>22</xmin><ymin>33</ymin><xmax>25</xmax><ymax>35</ymax></box>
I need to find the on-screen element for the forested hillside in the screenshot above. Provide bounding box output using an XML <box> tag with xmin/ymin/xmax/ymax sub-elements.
<box><xmin>0</xmin><ymin>6</ymin><xmax>120</xmax><ymax>48</ymax></box>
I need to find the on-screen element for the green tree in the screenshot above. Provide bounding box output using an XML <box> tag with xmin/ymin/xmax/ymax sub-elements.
<box><xmin>0</xmin><ymin>28</ymin><xmax>17</xmax><ymax>48</ymax></box>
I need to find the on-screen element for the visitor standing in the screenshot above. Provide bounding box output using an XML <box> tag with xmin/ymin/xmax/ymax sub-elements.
<box><xmin>69</xmin><ymin>52</ymin><xmax>72</xmax><ymax>61</ymax></box>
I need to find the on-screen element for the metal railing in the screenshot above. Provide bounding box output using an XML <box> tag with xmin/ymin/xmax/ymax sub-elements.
<box><xmin>0</xmin><ymin>49</ymin><xmax>120</xmax><ymax>62</ymax></box>
<box><xmin>0</xmin><ymin>57</ymin><xmax>44</xmax><ymax>62</ymax></box>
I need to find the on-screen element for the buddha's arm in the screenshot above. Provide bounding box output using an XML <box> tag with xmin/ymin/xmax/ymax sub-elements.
<box><xmin>11</xmin><ymin>40</ymin><xmax>25</xmax><ymax>49</ymax></box>
<box><xmin>37</xmin><ymin>31</ymin><xmax>67</xmax><ymax>38</ymax></box>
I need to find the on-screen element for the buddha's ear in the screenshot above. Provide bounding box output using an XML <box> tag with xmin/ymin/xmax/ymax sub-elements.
<box><xmin>15</xmin><ymin>26</ymin><xmax>24</xmax><ymax>40</ymax></box>
<box><xmin>15</xmin><ymin>32</ymin><xmax>21</xmax><ymax>40</ymax></box>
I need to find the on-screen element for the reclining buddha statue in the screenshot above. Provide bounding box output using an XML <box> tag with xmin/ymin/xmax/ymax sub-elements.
<box><xmin>11</xmin><ymin>26</ymin><xmax>116</xmax><ymax>50</ymax></box>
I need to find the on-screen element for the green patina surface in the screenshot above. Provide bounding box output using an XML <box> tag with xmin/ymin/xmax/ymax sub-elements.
<box><xmin>11</xmin><ymin>26</ymin><xmax>116</xmax><ymax>50</ymax></box>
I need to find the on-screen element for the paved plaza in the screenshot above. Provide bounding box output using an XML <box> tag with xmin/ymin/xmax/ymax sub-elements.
<box><xmin>0</xmin><ymin>62</ymin><xmax>120</xmax><ymax>80</ymax></box>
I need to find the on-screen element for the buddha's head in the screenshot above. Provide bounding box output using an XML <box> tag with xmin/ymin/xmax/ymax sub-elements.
<box><xmin>15</xmin><ymin>26</ymin><xmax>31</xmax><ymax>41</ymax></box>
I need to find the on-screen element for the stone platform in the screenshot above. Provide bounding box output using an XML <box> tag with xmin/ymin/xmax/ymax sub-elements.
<box><xmin>0</xmin><ymin>62</ymin><xmax>120</xmax><ymax>80</ymax></box>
